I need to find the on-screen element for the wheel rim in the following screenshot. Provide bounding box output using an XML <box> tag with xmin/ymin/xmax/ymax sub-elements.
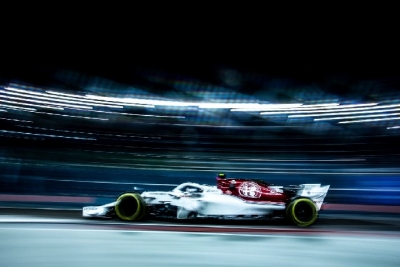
<box><xmin>294</xmin><ymin>201</ymin><xmax>314</xmax><ymax>222</ymax></box>
<box><xmin>118</xmin><ymin>196</ymin><xmax>139</xmax><ymax>218</ymax></box>
<box><xmin>115</xmin><ymin>193</ymin><xmax>144</xmax><ymax>220</ymax></box>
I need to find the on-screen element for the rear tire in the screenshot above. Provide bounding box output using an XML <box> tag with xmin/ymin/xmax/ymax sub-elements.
<box><xmin>286</xmin><ymin>198</ymin><xmax>317</xmax><ymax>227</ymax></box>
<box><xmin>115</xmin><ymin>193</ymin><xmax>146</xmax><ymax>221</ymax></box>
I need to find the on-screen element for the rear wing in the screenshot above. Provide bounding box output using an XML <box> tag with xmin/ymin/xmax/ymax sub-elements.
<box><xmin>298</xmin><ymin>184</ymin><xmax>330</xmax><ymax>210</ymax></box>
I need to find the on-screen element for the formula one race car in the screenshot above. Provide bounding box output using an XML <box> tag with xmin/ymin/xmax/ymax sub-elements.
<box><xmin>83</xmin><ymin>174</ymin><xmax>330</xmax><ymax>227</ymax></box>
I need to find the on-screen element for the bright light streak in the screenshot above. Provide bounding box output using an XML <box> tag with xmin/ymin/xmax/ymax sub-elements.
<box><xmin>0</xmin><ymin>118</ymin><xmax>33</xmax><ymax>123</ymax></box>
<box><xmin>0</xmin><ymin>93</ymin><xmax>93</xmax><ymax>110</ymax></box>
<box><xmin>261</xmin><ymin>103</ymin><xmax>384</xmax><ymax>116</ymax></box>
<box><xmin>199</xmin><ymin>103</ymin><xmax>302</xmax><ymax>109</ymax></box>
<box><xmin>16</xmin><ymin>125</ymin><xmax>89</xmax><ymax>134</ymax></box>
<box><xmin>2</xmin><ymin>90</ymin><xmax>95</xmax><ymax>108</ymax></box>
<box><xmin>6</xmin><ymin>87</ymin><xmax>123</xmax><ymax>108</ymax></box>
<box><xmin>0</xmin><ymin>104</ymin><xmax>36</xmax><ymax>111</ymax></box>
<box><xmin>35</xmin><ymin>112</ymin><xmax>109</xmax><ymax>121</ymax></box>
<box><xmin>46</xmin><ymin>91</ymin><xmax>148</xmax><ymax>108</ymax></box>
<box><xmin>252</xmin><ymin>103</ymin><xmax>377</xmax><ymax>115</ymax></box>
<box><xmin>288</xmin><ymin>107</ymin><xmax>400</xmax><ymax>118</ymax></box>
<box><xmin>3</xmin><ymin>88</ymin><xmax>123</xmax><ymax>108</ymax></box>
<box><xmin>387</xmin><ymin>126</ymin><xmax>400</xmax><ymax>129</ymax></box>
<box><xmin>0</xmin><ymin>130</ymin><xmax>96</xmax><ymax>140</ymax></box>
<box><xmin>87</xmin><ymin>95</ymin><xmax>190</xmax><ymax>107</ymax></box>
<box><xmin>0</xmin><ymin>99</ymin><xmax>64</xmax><ymax>110</ymax></box>
<box><xmin>0</xmin><ymin>109</ymin><xmax>7</xmax><ymax>112</ymax></box>
<box><xmin>86</xmin><ymin>94</ymin><xmax>304</xmax><ymax>109</ymax></box>
<box><xmin>137</xmin><ymin>114</ymin><xmax>185</xmax><ymax>118</ymax></box>
<box><xmin>141</xmin><ymin>99</ymin><xmax>192</xmax><ymax>107</ymax></box>
<box><xmin>16</xmin><ymin>125</ymin><xmax>126</xmax><ymax>137</ymax></box>
<box><xmin>6</xmin><ymin>87</ymin><xmax>62</xmax><ymax>97</ymax></box>
<box><xmin>237</xmin><ymin>103</ymin><xmax>377</xmax><ymax>113</ymax></box>
<box><xmin>231</xmin><ymin>103</ymin><xmax>335</xmax><ymax>112</ymax></box>
<box><xmin>85</xmin><ymin>95</ymin><xmax>157</xmax><ymax>107</ymax></box>
<box><xmin>72</xmin><ymin>109</ymin><xmax>185</xmax><ymax>118</ymax></box>
<box><xmin>46</xmin><ymin>91</ymin><xmax>88</xmax><ymax>98</ymax></box>
<box><xmin>308</xmin><ymin>103</ymin><xmax>377</xmax><ymax>108</ymax></box>
<box><xmin>114</xmin><ymin>103</ymin><xmax>155</xmax><ymax>108</ymax></box>
<box><xmin>314</xmin><ymin>113</ymin><xmax>400</xmax><ymax>121</ymax></box>
<box><xmin>44</xmin><ymin>91</ymin><xmax>123</xmax><ymax>108</ymax></box>
<box><xmin>338</xmin><ymin>117</ymin><xmax>400</xmax><ymax>124</ymax></box>
<box><xmin>300</xmin><ymin>103</ymin><xmax>340</xmax><ymax>107</ymax></box>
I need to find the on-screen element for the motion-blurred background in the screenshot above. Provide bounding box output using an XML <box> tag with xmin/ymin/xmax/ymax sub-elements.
<box><xmin>1</xmin><ymin>13</ymin><xmax>400</xmax><ymax>212</ymax></box>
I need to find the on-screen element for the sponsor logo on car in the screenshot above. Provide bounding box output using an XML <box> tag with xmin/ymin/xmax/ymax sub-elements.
<box><xmin>239</xmin><ymin>181</ymin><xmax>262</xmax><ymax>198</ymax></box>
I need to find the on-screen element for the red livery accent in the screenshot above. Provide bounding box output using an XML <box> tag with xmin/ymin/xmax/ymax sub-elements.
<box><xmin>216</xmin><ymin>176</ymin><xmax>289</xmax><ymax>203</ymax></box>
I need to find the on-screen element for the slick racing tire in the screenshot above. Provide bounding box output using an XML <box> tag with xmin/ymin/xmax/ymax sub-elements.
<box><xmin>115</xmin><ymin>193</ymin><xmax>146</xmax><ymax>221</ymax></box>
<box><xmin>286</xmin><ymin>198</ymin><xmax>318</xmax><ymax>227</ymax></box>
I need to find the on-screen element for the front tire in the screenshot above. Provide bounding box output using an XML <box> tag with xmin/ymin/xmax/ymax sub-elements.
<box><xmin>286</xmin><ymin>198</ymin><xmax>317</xmax><ymax>227</ymax></box>
<box><xmin>115</xmin><ymin>193</ymin><xmax>146</xmax><ymax>221</ymax></box>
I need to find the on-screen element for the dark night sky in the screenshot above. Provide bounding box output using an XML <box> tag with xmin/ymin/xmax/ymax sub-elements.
<box><xmin>1</xmin><ymin>6</ymin><xmax>399</xmax><ymax>97</ymax></box>
<box><xmin>1</xmin><ymin>6</ymin><xmax>400</xmax><ymax>160</ymax></box>
<box><xmin>2</xmin><ymin>41</ymin><xmax>399</xmax><ymax>94</ymax></box>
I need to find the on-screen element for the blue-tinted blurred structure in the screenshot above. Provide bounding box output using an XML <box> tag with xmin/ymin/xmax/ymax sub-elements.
<box><xmin>1</xmin><ymin>66</ymin><xmax>400</xmax><ymax>211</ymax></box>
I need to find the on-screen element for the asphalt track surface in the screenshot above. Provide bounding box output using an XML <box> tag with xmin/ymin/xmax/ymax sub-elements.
<box><xmin>1</xmin><ymin>208</ymin><xmax>400</xmax><ymax>267</ymax></box>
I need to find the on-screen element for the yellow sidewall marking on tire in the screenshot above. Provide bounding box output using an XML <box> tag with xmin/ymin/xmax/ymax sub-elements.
<box><xmin>288</xmin><ymin>198</ymin><xmax>317</xmax><ymax>227</ymax></box>
<box><xmin>115</xmin><ymin>193</ymin><xmax>143</xmax><ymax>221</ymax></box>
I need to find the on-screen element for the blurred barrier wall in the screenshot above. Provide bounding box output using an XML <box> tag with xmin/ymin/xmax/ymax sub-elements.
<box><xmin>1</xmin><ymin>156</ymin><xmax>400</xmax><ymax>212</ymax></box>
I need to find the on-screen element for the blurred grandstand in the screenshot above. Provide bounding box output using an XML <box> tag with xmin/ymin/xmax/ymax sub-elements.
<box><xmin>1</xmin><ymin>60</ymin><xmax>400</xmax><ymax>163</ymax></box>
<box><xmin>1</xmin><ymin>38</ymin><xmax>400</xmax><ymax>208</ymax></box>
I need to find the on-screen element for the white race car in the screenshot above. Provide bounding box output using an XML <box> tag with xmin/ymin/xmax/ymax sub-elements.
<box><xmin>83</xmin><ymin>174</ymin><xmax>330</xmax><ymax>226</ymax></box>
